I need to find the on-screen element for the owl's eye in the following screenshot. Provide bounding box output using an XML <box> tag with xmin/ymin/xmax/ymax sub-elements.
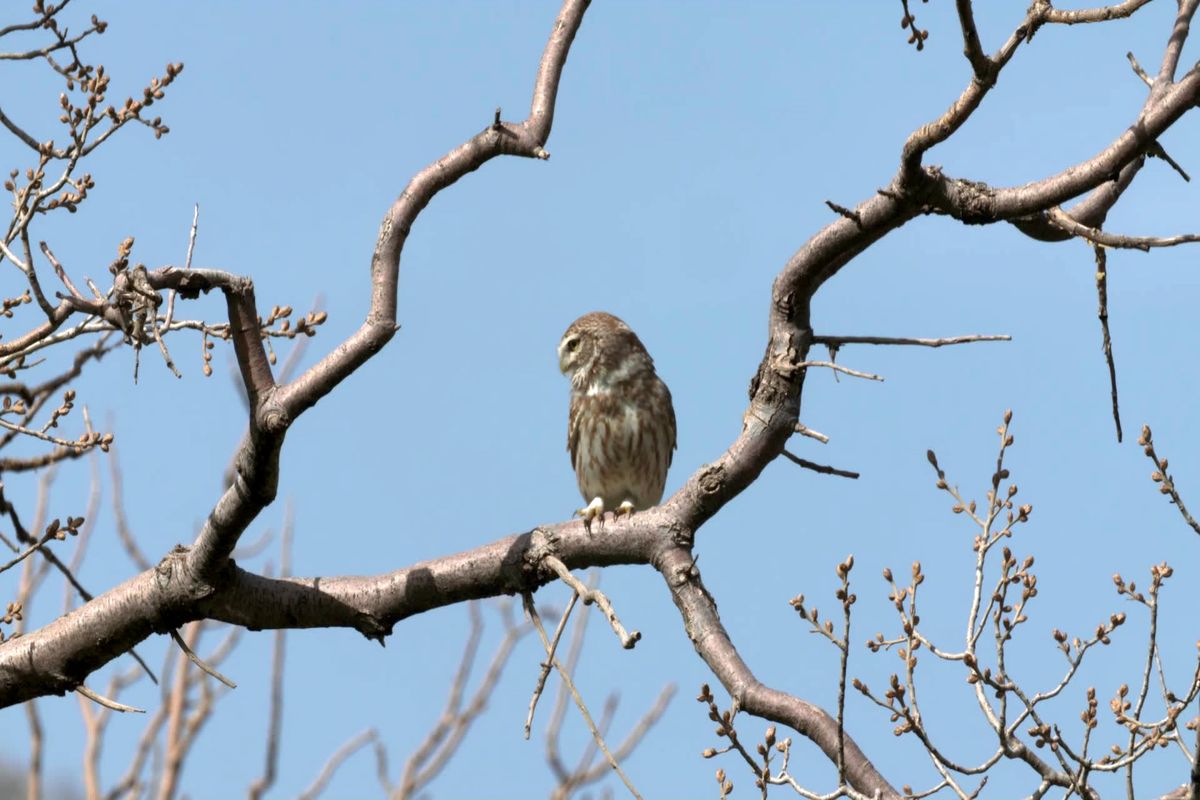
<box><xmin>565</xmin><ymin>337</ymin><xmax>580</xmax><ymax>352</ymax></box>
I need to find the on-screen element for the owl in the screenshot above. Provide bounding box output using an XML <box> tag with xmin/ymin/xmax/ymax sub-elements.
<box><xmin>557</xmin><ymin>312</ymin><xmax>677</xmax><ymax>530</ymax></box>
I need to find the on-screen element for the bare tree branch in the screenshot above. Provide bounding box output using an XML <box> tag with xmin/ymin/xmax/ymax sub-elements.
<box><xmin>297</xmin><ymin>728</ymin><xmax>378</xmax><ymax>800</ymax></box>
<box><xmin>812</xmin><ymin>333</ymin><xmax>1009</xmax><ymax>348</ymax></box>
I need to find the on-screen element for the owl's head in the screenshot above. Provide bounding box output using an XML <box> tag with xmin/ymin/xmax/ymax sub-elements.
<box><xmin>558</xmin><ymin>311</ymin><xmax>651</xmax><ymax>390</ymax></box>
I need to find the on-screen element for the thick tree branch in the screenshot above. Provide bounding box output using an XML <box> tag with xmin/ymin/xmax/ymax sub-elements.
<box><xmin>657</xmin><ymin>546</ymin><xmax>898</xmax><ymax>798</ymax></box>
<box><xmin>0</xmin><ymin>0</ymin><xmax>595</xmax><ymax>711</ymax></box>
<box><xmin>1009</xmin><ymin>157</ymin><xmax>1145</xmax><ymax>243</ymax></box>
<box><xmin>276</xmin><ymin>0</ymin><xmax>590</xmax><ymax>421</ymax></box>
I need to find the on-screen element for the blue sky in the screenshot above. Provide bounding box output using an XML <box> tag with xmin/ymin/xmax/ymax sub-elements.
<box><xmin>3</xmin><ymin>2</ymin><xmax>1200</xmax><ymax>798</ymax></box>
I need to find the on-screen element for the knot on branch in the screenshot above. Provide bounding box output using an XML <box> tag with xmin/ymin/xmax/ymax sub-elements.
<box><xmin>944</xmin><ymin>176</ymin><xmax>1000</xmax><ymax>225</ymax></box>
<box><xmin>667</xmin><ymin>518</ymin><xmax>693</xmax><ymax>549</ymax></box>
<box><xmin>255</xmin><ymin>402</ymin><xmax>290</xmax><ymax>435</ymax></box>
<box><xmin>697</xmin><ymin>463</ymin><xmax>726</xmax><ymax>498</ymax></box>
<box><xmin>490</xmin><ymin>120</ymin><xmax>550</xmax><ymax>161</ymax></box>
<box><xmin>517</xmin><ymin>526</ymin><xmax>561</xmax><ymax>590</ymax></box>
<box><xmin>152</xmin><ymin>546</ymin><xmax>223</xmax><ymax>628</ymax></box>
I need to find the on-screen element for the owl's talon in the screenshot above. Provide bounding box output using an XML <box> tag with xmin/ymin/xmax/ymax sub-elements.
<box><xmin>615</xmin><ymin>500</ymin><xmax>635</xmax><ymax>520</ymax></box>
<box><xmin>577</xmin><ymin>497</ymin><xmax>605</xmax><ymax>532</ymax></box>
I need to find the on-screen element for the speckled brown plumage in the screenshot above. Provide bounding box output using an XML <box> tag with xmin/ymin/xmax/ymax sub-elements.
<box><xmin>557</xmin><ymin>312</ymin><xmax>676</xmax><ymax>527</ymax></box>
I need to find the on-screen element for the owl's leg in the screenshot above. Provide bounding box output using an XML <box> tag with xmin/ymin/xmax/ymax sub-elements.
<box><xmin>614</xmin><ymin>500</ymin><xmax>636</xmax><ymax>520</ymax></box>
<box><xmin>576</xmin><ymin>496</ymin><xmax>605</xmax><ymax>532</ymax></box>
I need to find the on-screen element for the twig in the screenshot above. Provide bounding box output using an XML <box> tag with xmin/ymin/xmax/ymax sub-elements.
<box><xmin>1146</xmin><ymin>141</ymin><xmax>1191</xmax><ymax>183</ymax></box>
<box><xmin>76</xmin><ymin>683</ymin><xmax>144</xmax><ymax>713</ymax></box>
<box><xmin>296</xmin><ymin>729</ymin><xmax>378</xmax><ymax>800</ymax></box>
<box><xmin>38</xmin><ymin>241</ymin><xmax>83</xmax><ymax>299</ymax></box>
<box><xmin>108</xmin><ymin>438</ymin><xmax>152</xmax><ymax>570</ymax></box>
<box><xmin>811</xmin><ymin>334</ymin><xmax>1010</xmax><ymax>348</ymax></box>
<box><xmin>825</xmin><ymin>199</ymin><xmax>863</xmax><ymax>228</ymax></box>
<box><xmin>543</xmin><ymin>555</ymin><xmax>640</xmax><ymax>649</ymax></box>
<box><xmin>795</xmin><ymin>361</ymin><xmax>883</xmax><ymax>382</ymax></box>
<box><xmin>0</xmin><ymin>237</ymin><xmax>29</xmax><ymax>270</ymax></box>
<box><xmin>1127</xmin><ymin>50</ymin><xmax>1152</xmax><ymax>86</ymax></box>
<box><xmin>794</xmin><ymin>422</ymin><xmax>829</xmax><ymax>444</ymax></box>
<box><xmin>569</xmin><ymin>683</ymin><xmax>676</xmax><ymax>792</ymax></box>
<box><xmin>526</xmin><ymin>592</ymin><xmax>579</xmax><ymax>738</ymax></box>
<box><xmin>25</xmin><ymin>699</ymin><xmax>43</xmax><ymax>800</ymax></box>
<box><xmin>167</xmin><ymin>627</ymin><xmax>236</xmax><ymax>689</ymax></box>
<box><xmin>1047</xmin><ymin>207</ymin><xmax>1200</xmax><ymax>251</ymax></box>
<box><xmin>1093</xmin><ymin>246</ymin><xmax>1122</xmax><ymax>442</ymax></box>
<box><xmin>0</xmin><ymin>416</ymin><xmax>95</xmax><ymax>449</ymax></box>
<box><xmin>248</xmin><ymin>509</ymin><xmax>292</xmax><ymax>799</ymax></box>
<box><xmin>546</xmin><ymin>586</ymin><xmax>593</xmax><ymax>783</ymax></box>
<box><xmin>164</xmin><ymin>203</ymin><xmax>198</xmax><ymax>330</ymax></box>
<box><xmin>151</xmin><ymin>319</ymin><xmax>182</xmax><ymax>378</ymax></box>
<box><xmin>1138</xmin><ymin>425</ymin><xmax>1200</xmax><ymax>536</ymax></box>
<box><xmin>61</xmin><ymin>439</ymin><xmax>102</xmax><ymax>613</ymax></box>
<box><xmin>524</xmin><ymin>594</ymin><xmax>643</xmax><ymax>800</ymax></box>
<box><xmin>230</xmin><ymin>525</ymin><xmax>275</xmax><ymax>561</ymax></box>
<box><xmin>0</xmin><ymin>526</ymin><xmax>58</xmax><ymax>574</ymax></box>
<box><xmin>398</xmin><ymin>601</ymin><xmax>530</xmax><ymax>797</ymax></box>
<box><xmin>781</xmin><ymin>450</ymin><xmax>860</xmax><ymax>479</ymax></box>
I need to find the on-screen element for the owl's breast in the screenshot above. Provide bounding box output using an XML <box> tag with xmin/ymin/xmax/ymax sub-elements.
<box><xmin>570</xmin><ymin>380</ymin><xmax>673</xmax><ymax>510</ymax></box>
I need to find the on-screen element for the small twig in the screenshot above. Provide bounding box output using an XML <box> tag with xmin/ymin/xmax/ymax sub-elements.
<box><xmin>0</xmin><ymin>237</ymin><xmax>29</xmax><ymax>270</ymax></box>
<box><xmin>524</xmin><ymin>594</ymin><xmax>643</xmax><ymax>800</ymax></box>
<box><xmin>0</xmin><ymin>416</ymin><xmax>94</xmax><ymax>449</ymax></box>
<box><xmin>248</xmin><ymin>509</ymin><xmax>292</xmax><ymax>800</ymax></box>
<box><xmin>167</xmin><ymin>628</ymin><xmax>237</xmax><ymax>689</ymax></box>
<box><xmin>898</xmin><ymin>0</ymin><xmax>930</xmax><ymax>51</ymax></box>
<box><xmin>1047</xmin><ymin>207</ymin><xmax>1200</xmax><ymax>251</ymax></box>
<box><xmin>526</xmin><ymin>592</ymin><xmax>579</xmax><ymax>739</ymax></box>
<box><xmin>297</xmin><ymin>728</ymin><xmax>378</xmax><ymax>800</ymax></box>
<box><xmin>1146</xmin><ymin>141</ymin><xmax>1191</xmax><ymax>182</ymax></box>
<box><xmin>1093</xmin><ymin>246</ymin><xmax>1122</xmax><ymax>442</ymax></box>
<box><xmin>164</xmin><ymin>203</ymin><xmax>197</xmax><ymax>330</ymax></box>
<box><xmin>1138</xmin><ymin>425</ymin><xmax>1200</xmax><ymax>536</ymax></box>
<box><xmin>795</xmin><ymin>361</ymin><xmax>884</xmax><ymax>382</ymax></box>
<box><xmin>25</xmin><ymin>698</ymin><xmax>43</xmax><ymax>800</ymax></box>
<box><xmin>399</xmin><ymin>601</ymin><xmax>529</xmax><ymax>796</ymax></box>
<box><xmin>230</xmin><ymin>526</ymin><xmax>275</xmax><ymax>561</ymax></box>
<box><xmin>546</xmin><ymin>587</ymin><xmax>593</xmax><ymax>782</ymax></box>
<box><xmin>76</xmin><ymin>683</ymin><xmax>144</xmax><ymax>714</ymax></box>
<box><xmin>108</xmin><ymin>438</ymin><xmax>152</xmax><ymax>570</ymax></box>
<box><xmin>794</xmin><ymin>422</ymin><xmax>829</xmax><ymax>444</ymax></box>
<box><xmin>275</xmin><ymin>295</ymin><xmax>323</xmax><ymax>383</ymax></box>
<box><xmin>811</xmin><ymin>333</ymin><xmax>1010</xmax><ymax>348</ymax></box>
<box><xmin>38</xmin><ymin>241</ymin><xmax>84</xmax><ymax>300</ymax></box>
<box><xmin>781</xmin><ymin>449</ymin><xmax>860</xmax><ymax>479</ymax></box>
<box><xmin>151</xmin><ymin>317</ymin><xmax>182</xmax><ymax>378</ymax></box>
<box><xmin>0</xmin><ymin>527</ymin><xmax>58</xmax><ymax>574</ymax></box>
<box><xmin>543</xmin><ymin>555</ymin><xmax>640</xmax><ymax>649</ymax></box>
<box><xmin>1126</xmin><ymin>51</ymin><xmax>1153</xmax><ymax>86</ymax></box>
<box><xmin>825</xmin><ymin>199</ymin><xmax>863</xmax><ymax>228</ymax></box>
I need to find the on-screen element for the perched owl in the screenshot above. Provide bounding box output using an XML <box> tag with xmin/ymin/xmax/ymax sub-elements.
<box><xmin>557</xmin><ymin>312</ymin><xmax>676</xmax><ymax>530</ymax></box>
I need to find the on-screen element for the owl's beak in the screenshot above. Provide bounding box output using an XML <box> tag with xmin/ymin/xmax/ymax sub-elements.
<box><xmin>557</xmin><ymin>346</ymin><xmax>570</xmax><ymax>375</ymax></box>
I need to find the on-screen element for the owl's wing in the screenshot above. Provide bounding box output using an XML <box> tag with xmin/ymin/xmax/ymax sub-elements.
<box><xmin>567</xmin><ymin>391</ymin><xmax>582</xmax><ymax>471</ymax></box>
<box><xmin>663</xmin><ymin>382</ymin><xmax>678</xmax><ymax>469</ymax></box>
